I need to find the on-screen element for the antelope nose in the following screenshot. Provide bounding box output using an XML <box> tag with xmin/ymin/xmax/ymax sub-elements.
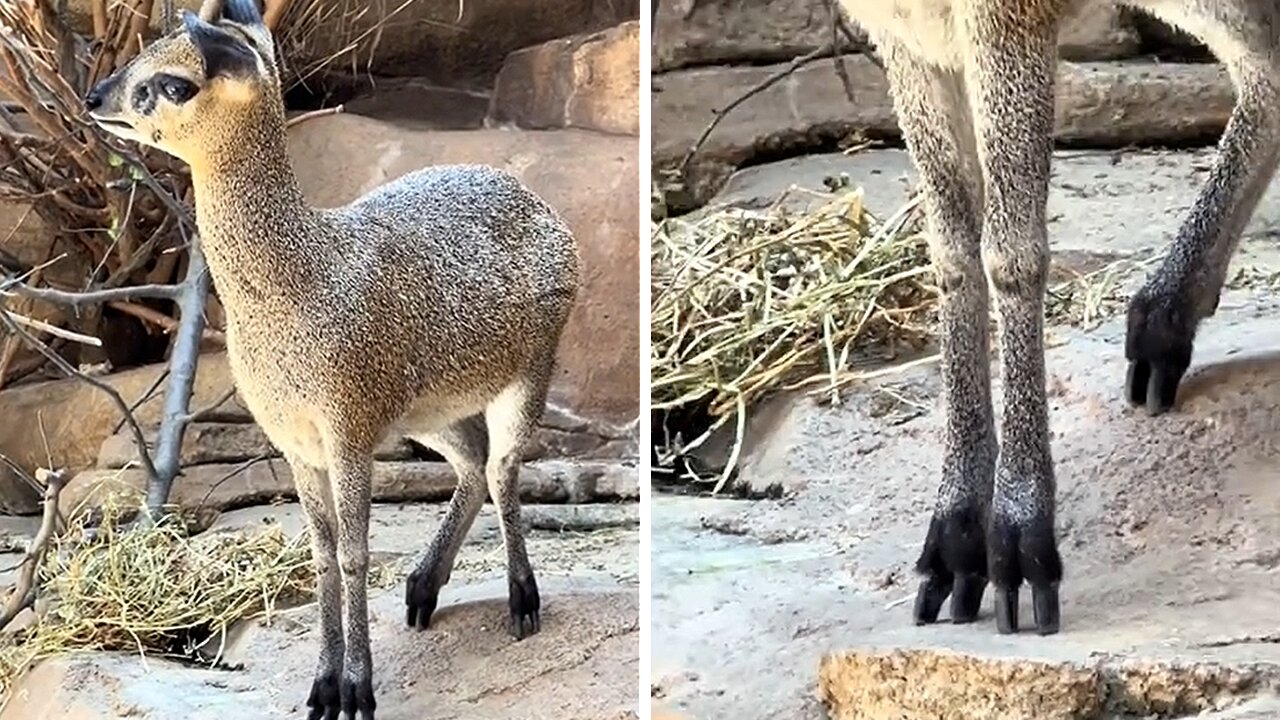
<box><xmin>84</xmin><ymin>86</ymin><xmax>104</xmax><ymax>112</ymax></box>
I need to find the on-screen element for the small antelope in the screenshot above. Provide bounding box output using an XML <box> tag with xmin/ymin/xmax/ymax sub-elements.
<box><xmin>84</xmin><ymin>1</ymin><xmax>580</xmax><ymax>717</ymax></box>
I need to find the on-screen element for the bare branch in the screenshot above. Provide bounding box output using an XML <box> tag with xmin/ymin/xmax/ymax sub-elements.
<box><xmin>0</xmin><ymin>468</ymin><xmax>66</xmax><ymax>631</ymax></box>
<box><xmin>190</xmin><ymin>385</ymin><xmax>238</xmax><ymax>422</ymax></box>
<box><xmin>1</xmin><ymin>278</ymin><xmax>181</xmax><ymax>306</ymax></box>
<box><xmin>145</xmin><ymin>242</ymin><xmax>210</xmax><ymax>514</ymax></box>
<box><xmin>3</xmin><ymin>310</ymin><xmax>104</xmax><ymax>346</ymax></box>
<box><xmin>286</xmin><ymin>104</ymin><xmax>344</xmax><ymax>128</ymax></box>
<box><xmin>680</xmin><ymin>43</ymin><xmax>836</xmax><ymax>175</ymax></box>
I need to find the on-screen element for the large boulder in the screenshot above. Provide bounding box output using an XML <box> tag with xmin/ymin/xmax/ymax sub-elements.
<box><xmin>60</xmin><ymin>0</ymin><xmax>639</xmax><ymax>90</ymax></box>
<box><xmin>490</xmin><ymin>21</ymin><xmax>640</xmax><ymax>135</ymax></box>
<box><xmin>652</xmin><ymin>0</ymin><xmax>1137</xmax><ymax>72</ymax></box>
<box><xmin>654</xmin><ymin>56</ymin><xmax>1234</xmax><ymax>211</ymax></box>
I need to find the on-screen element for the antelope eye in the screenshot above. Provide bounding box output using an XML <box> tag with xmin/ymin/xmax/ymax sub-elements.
<box><xmin>156</xmin><ymin>75</ymin><xmax>198</xmax><ymax>104</ymax></box>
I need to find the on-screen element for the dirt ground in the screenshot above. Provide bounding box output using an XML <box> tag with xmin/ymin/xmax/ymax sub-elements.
<box><xmin>1</xmin><ymin>503</ymin><xmax>639</xmax><ymax>720</ymax></box>
<box><xmin>652</xmin><ymin>149</ymin><xmax>1280</xmax><ymax>719</ymax></box>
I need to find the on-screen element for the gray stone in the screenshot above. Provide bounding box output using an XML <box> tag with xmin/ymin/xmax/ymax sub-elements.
<box><xmin>62</xmin><ymin>459</ymin><xmax>639</xmax><ymax>513</ymax></box>
<box><xmin>654</xmin><ymin>57</ymin><xmax>1234</xmax><ymax>211</ymax></box>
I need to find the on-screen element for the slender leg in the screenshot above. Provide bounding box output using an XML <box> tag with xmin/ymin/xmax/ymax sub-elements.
<box><xmin>328</xmin><ymin>448</ymin><xmax>376</xmax><ymax>720</ymax></box>
<box><xmin>875</xmin><ymin>38</ymin><xmax>997</xmax><ymax>626</ymax></box>
<box><xmin>484</xmin><ymin>375</ymin><xmax>548</xmax><ymax>639</ymax></box>
<box><xmin>404</xmin><ymin>416</ymin><xmax>490</xmax><ymax>629</ymax></box>
<box><xmin>295</xmin><ymin>457</ymin><xmax>345</xmax><ymax>720</ymax></box>
<box><xmin>1125</xmin><ymin>2</ymin><xmax>1280</xmax><ymax>413</ymax></box>
<box><xmin>959</xmin><ymin>2</ymin><xmax>1064</xmax><ymax>635</ymax></box>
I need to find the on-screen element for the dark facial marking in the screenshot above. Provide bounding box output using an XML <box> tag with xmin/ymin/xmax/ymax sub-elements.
<box><xmin>131</xmin><ymin>81</ymin><xmax>156</xmax><ymax>115</ymax></box>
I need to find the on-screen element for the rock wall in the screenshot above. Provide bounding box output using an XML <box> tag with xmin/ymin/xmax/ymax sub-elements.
<box><xmin>0</xmin><ymin>8</ymin><xmax>640</xmax><ymax>509</ymax></box>
<box><xmin>652</xmin><ymin>2</ymin><xmax>1233</xmax><ymax>213</ymax></box>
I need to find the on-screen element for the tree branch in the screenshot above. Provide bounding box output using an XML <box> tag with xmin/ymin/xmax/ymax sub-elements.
<box><xmin>145</xmin><ymin>241</ymin><xmax>210</xmax><ymax>514</ymax></box>
<box><xmin>0</xmin><ymin>468</ymin><xmax>65</xmax><ymax>631</ymax></box>
<box><xmin>1</xmin><ymin>279</ymin><xmax>180</xmax><ymax>306</ymax></box>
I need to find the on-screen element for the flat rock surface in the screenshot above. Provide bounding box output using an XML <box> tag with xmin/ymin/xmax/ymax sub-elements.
<box><xmin>652</xmin><ymin>148</ymin><xmax>1280</xmax><ymax>718</ymax></box>
<box><xmin>4</xmin><ymin>503</ymin><xmax>639</xmax><ymax>719</ymax></box>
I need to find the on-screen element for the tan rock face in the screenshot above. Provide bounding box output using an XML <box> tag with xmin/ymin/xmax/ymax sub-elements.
<box><xmin>0</xmin><ymin>353</ymin><xmax>244</xmax><ymax>480</ymax></box>
<box><xmin>655</xmin><ymin>57</ymin><xmax>1233</xmax><ymax>211</ymax></box>
<box><xmin>287</xmin><ymin>119</ymin><xmax>639</xmax><ymax>426</ymax></box>
<box><xmin>818</xmin><ymin>649</ymin><xmax>1266</xmax><ymax>720</ymax></box>
<box><xmin>490</xmin><ymin>21</ymin><xmax>640</xmax><ymax>136</ymax></box>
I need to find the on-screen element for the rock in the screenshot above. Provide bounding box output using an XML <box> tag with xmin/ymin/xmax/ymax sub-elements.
<box><xmin>653</xmin><ymin>0</ymin><xmax>868</xmax><ymax>72</ymax></box>
<box><xmin>654</xmin><ymin>57</ymin><xmax>1233</xmax><ymax>211</ymax></box>
<box><xmin>287</xmin><ymin>119</ymin><xmax>639</xmax><ymax>427</ymax></box>
<box><xmin>59</xmin><ymin>0</ymin><xmax>638</xmax><ymax>90</ymax></box>
<box><xmin>60</xmin><ymin>459</ymin><xmax>638</xmax><ymax>513</ymax></box>
<box><xmin>0</xmin><ymin>352</ymin><xmax>247</xmax><ymax>479</ymax></box>
<box><xmin>490</xmin><ymin>21</ymin><xmax>640</xmax><ymax>136</ymax></box>
<box><xmin>1058</xmin><ymin>4</ymin><xmax>1141</xmax><ymax>60</ymax></box>
<box><xmin>0</xmin><ymin>463</ymin><xmax>40</xmax><ymax>515</ymax></box>
<box><xmin>652</xmin><ymin>1</ymin><xmax>1134</xmax><ymax>72</ymax></box>
<box><xmin>2</xmin><ymin>589</ymin><xmax>638</xmax><ymax>720</ymax></box>
<box><xmin>818</xmin><ymin>650</ymin><xmax>1266</xmax><ymax>720</ymax></box>
<box><xmin>682</xmin><ymin>391</ymin><xmax>809</xmax><ymax>498</ymax></box>
<box><xmin>95</xmin><ymin>423</ymin><xmax>415</xmax><ymax>470</ymax></box>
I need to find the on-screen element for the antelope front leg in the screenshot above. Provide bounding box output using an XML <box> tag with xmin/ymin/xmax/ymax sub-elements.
<box><xmin>876</xmin><ymin>39</ymin><xmax>996</xmax><ymax>625</ymax></box>
<box><xmin>330</xmin><ymin>450</ymin><xmax>376</xmax><ymax>719</ymax></box>
<box><xmin>961</xmin><ymin>4</ymin><xmax>1063</xmax><ymax>635</ymax></box>
<box><xmin>291</xmin><ymin>458</ymin><xmax>346</xmax><ymax>720</ymax></box>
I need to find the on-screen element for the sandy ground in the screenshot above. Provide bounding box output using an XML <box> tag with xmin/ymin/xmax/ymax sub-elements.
<box><xmin>1</xmin><ymin>502</ymin><xmax>639</xmax><ymax>720</ymax></box>
<box><xmin>652</xmin><ymin>150</ymin><xmax>1280</xmax><ymax>718</ymax></box>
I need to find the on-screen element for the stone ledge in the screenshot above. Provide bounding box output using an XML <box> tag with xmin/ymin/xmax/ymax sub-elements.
<box><xmin>654</xmin><ymin>57</ymin><xmax>1234</xmax><ymax>212</ymax></box>
<box><xmin>818</xmin><ymin>649</ymin><xmax>1269</xmax><ymax>720</ymax></box>
<box><xmin>62</xmin><ymin>459</ymin><xmax>638</xmax><ymax>513</ymax></box>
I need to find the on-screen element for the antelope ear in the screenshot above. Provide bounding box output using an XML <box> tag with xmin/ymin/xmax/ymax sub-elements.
<box><xmin>182</xmin><ymin>10</ymin><xmax>259</xmax><ymax>80</ymax></box>
<box><xmin>222</xmin><ymin>0</ymin><xmax>265</xmax><ymax>27</ymax></box>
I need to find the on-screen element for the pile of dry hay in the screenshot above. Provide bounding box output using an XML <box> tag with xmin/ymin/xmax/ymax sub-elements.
<box><xmin>651</xmin><ymin>188</ymin><xmax>937</xmax><ymax>488</ymax></box>
<box><xmin>652</xmin><ymin>185</ymin><xmax>1157</xmax><ymax>490</ymax></box>
<box><xmin>0</xmin><ymin>491</ymin><xmax>314</xmax><ymax>703</ymax></box>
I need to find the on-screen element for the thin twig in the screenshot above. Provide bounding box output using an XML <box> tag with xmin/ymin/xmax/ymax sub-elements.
<box><xmin>680</xmin><ymin>43</ymin><xmax>836</xmax><ymax>175</ymax></box>
<box><xmin>112</xmin><ymin>367</ymin><xmax>170</xmax><ymax>435</ymax></box>
<box><xmin>189</xmin><ymin>385</ymin><xmax>238</xmax><ymax>422</ymax></box>
<box><xmin>0</xmin><ymin>468</ymin><xmax>66</xmax><ymax>630</ymax></box>
<box><xmin>1</xmin><ymin>279</ymin><xmax>180</xmax><ymax>306</ymax></box>
<box><xmin>198</xmin><ymin>453</ymin><xmax>271</xmax><ymax>511</ymax></box>
<box><xmin>3</xmin><ymin>310</ymin><xmax>104</xmax><ymax>347</ymax></box>
<box><xmin>286</xmin><ymin>104</ymin><xmax>344</xmax><ymax>128</ymax></box>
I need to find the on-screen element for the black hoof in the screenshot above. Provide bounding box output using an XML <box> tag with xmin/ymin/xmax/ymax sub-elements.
<box><xmin>405</xmin><ymin>568</ymin><xmax>444</xmax><ymax>630</ymax></box>
<box><xmin>988</xmin><ymin>515</ymin><xmax>1063</xmax><ymax>636</ymax></box>
<box><xmin>1125</xmin><ymin>290</ymin><xmax>1196</xmax><ymax>415</ymax></box>
<box><xmin>912</xmin><ymin>508</ymin><xmax>987</xmax><ymax>626</ymax></box>
<box><xmin>508</xmin><ymin>573</ymin><xmax>541</xmax><ymax>640</ymax></box>
<box><xmin>307</xmin><ymin>673</ymin><xmax>341</xmax><ymax>720</ymax></box>
<box><xmin>340</xmin><ymin>674</ymin><xmax>376</xmax><ymax>720</ymax></box>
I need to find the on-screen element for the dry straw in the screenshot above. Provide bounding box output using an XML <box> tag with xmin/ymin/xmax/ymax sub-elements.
<box><xmin>651</xmin><ymin>184</ymin><xmax>1156</xmax><ymax>491</ymax></box>
<box><xmin>0</xmin><ymin>490</ymin><xmax>314</xmax><ymax>704</ymax></box>
<box><xmin>651</xmin><ymin>187</ymin><xmax>937</xmax><ymax>490</ymax></box>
